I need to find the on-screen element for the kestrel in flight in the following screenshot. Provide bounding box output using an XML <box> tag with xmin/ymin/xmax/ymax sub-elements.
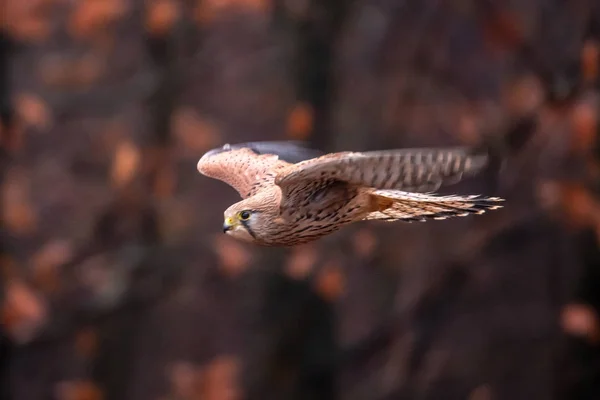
<box><xmin>197</xmin><ymin>141</ymin><xmax>504</xmax><ymax>246</ymax></box>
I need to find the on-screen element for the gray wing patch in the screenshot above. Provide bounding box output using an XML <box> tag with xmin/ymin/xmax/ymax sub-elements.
<box><xmin>203</xmin><ymin>141</ymin><xmax>324</xmax><ymax>164</ymax></box>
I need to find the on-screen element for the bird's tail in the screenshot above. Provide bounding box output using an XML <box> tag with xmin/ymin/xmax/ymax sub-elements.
<box><xmin>364</xmin><ymin>189</ymin><xmax>504</xmax><ymax>222</ymax></box>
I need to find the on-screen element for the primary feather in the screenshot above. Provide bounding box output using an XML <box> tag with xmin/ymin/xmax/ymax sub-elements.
<box><xmin>365</xmin><ymin>190</ymin><xmax>504</xmax><ymax>222</ymax></box>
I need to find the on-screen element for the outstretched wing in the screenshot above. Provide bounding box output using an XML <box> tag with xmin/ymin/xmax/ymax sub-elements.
<box><xmin>197</xmin><ymin>141</ymin><xmax>323</xmax><ymax>199</ymax></box>
<box><xmin>275</xmin><ymin>147</ymin><xmax>490</xmax><ymax>195</ymax></box>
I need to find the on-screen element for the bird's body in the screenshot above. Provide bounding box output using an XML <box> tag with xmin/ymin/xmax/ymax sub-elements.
<box><xmin>197</xmin><ymin>141</ymin><xmax>504</xmax><ymax>246</ymax></box>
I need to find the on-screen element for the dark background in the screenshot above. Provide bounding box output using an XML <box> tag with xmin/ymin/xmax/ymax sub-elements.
<box><xmin>1</xmin><ymin>1</ymin><xmax>600</xmax><ymax>399</ymax></box>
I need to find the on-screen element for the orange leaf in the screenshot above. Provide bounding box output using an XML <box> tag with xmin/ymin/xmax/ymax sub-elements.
<box><xmin>536</xmin><ymin>180</ymin><xmax>561</xmax><ymax>212</ymax></box>
<box><xmin>39</xmin><ymin>56</ymin><xmax>72</xmax><ymax>87</ymax></box>
<box><xmin>73</xmin><ymin>54</ymin><xmax>105</xmax><ymax>87</ymax></box>
<box><xmin>55</xmin><ymin>380</ymin><xmax>104</xmax><ymax>400</ymax></box>
<box><xmin>194</xmin><ymin>0</ymin><xmax>271</xmax><ymax>24</ymax></box>
<box><xmin>213</xmin><ymin>236</ymin><xmax>252</xmax><ymax>278</ymax></box>
<box><xmin>111</xmin><ymin>139</ymin><xmax>140</xmax><ymax>188</ymax></box>
<box><xmin>537</xmin><ymin>181</ymin><xmax>600</xmax><ymax>229</ymax></box>
<box><xmin>68</xmin><ymin>0</ymin><xmax>127</xmax><ymax>41</ymax></box>
<box><xmin>145</xmin><ymin>0</ymin><xmax>180</xmax><ymax>36</ymax></box>
<box><xmin>31</xmin><ymin>239</ymin><xmax>73</xmax><ymax>293</ymax></box>
<box><xmin>167</xmin><ymin>361</ymin><xmax>202</xmax><ymax>400</ymax></box>
<box><xmin>39</xmin><ymin>54</ymin><xmax>104</xmax><ymax>88</ymax></box>
<box><xmin>561</xmin><ymin>303</ymin><xmax>600</xmax><ymax>344</ymax></box>
<box><xmin>2</xmin><ymin>168</ymin><xmax>37</xmax><ymax>235</ymax></box>
<box><xmin>457</xmin><ymin>111</ymin><xmax>481</xmax><ymax>145</ymax></box>
<box><xmin>14</xmin><ymin>92</ymin><xmax>52</xmax><ymax>130</ymax></box>
<box><xmin>469</xmin><ymin>384</ymin><xmax>492</xmax><ymax>400</ymax></box>
<box><xmin>0</xmin><ymin>118</ymin><xmax>24</xmax><ymax>152</ymax></box>
<box><xmin>352</xmin><ymin>228</ymin><xmax>377</xmax><ymax>259</ymax></box>
<box><xmin>160</xmin><ymin>199</ymin><xmax>196</xmax><ymax>239</ymax></box>
<box><xmin>0</xmin><ymin>255</ymin><xmax>19</xmax><ymax>282</ymax></box>
<box><xmin>561</xmin><ymin>183</ymin><xmax>598</xmax><ymax>228</ymax></box>
<box><xmin>172</xmin><ymin>108</ymin><xmax>221</xmax><ymax>157</ymax></box>
<box><xmin>581</xmin><ymin>39</ymin><xmax>599</xmax><ymax>84</ymax></box>
<box><xmin>3</xmin><ymin>0</ymin><xmax>53</xmax><ymax>42</ymax></box>
<box><xmin>153</xmin><ymin>163</ymin><xmax>176</xmax><ymax>198</ymax></box>
<box><xmin>483</xmin><ymin>10</ymin><xmax>524</xmax><ymax>52</ymax></box>
<box><xmin>75</xmin><ymin>327</ymin><xmax>99</xmax><ymax>359</ymax></box>
<box><xmin>570</xmin><ymin>101</ymin><xmax>597</xmax><ymax>153</ymax></box>
<box><xmin>285</xmin><ymin>244</ymin><xmax>318</xmax><ymax>280</ymax></box>
<box><xmin>314</xmin><ymin>259</ymin><xmax>345</xmax><ymax>301</ymax></box>
<box><xmin>286</xmin><ymin>103</ymin><xmax>314</xmax><ymax>140</ymax></box>
<box><xmin>200</xmin><ymin>355</ymin><xmax>241</xmax><ymax>400</ymax></box>
<box><xmin>1</xmin><ymin>279</ymin><xmax>47</xmax><ymax>344</ymax></box>
<box><xmin>503</xmin><ymin>74</ymin><xmax>544</xmax><ymax>115</ymax></box>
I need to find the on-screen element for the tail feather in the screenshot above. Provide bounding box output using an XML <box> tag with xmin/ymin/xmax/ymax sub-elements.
<box><xmin>365</xmin><ymin>190</ymin><xmax>504</xmax><ymax>222</ymax></box>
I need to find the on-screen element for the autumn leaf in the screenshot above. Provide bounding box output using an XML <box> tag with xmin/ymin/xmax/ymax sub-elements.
<box><xmin>145</xmin><ymin>0</ymin><xmax>180</xmax><ymax>36</ymax></box>
<box><xmin>2</xmin><ymin>167</ymin><xmax>37</xmax><ymax>235</ymax></box>
<box><xmin>285</xmin><ymin>244</ymin><xmax>318</xmax><ymax>280</ymax></box>
<box><xmin>154</xmin><ymin>163</ymin><xmax>176</xmax><ymax>198</ymax></box>
<box><xmin>75</xmin><ymin>327</ymin><xmax>99</xmax><ymax>360</ymax></box>
<box><xmin>39</xmin><ymin>54</ymin><xmax>104</xmax><ymax>88</ymax></box>
<box><xmin>3</xmin><ymin>0</ymin><xmax>53</xmax><ymax>42</ymax></box>
<box><xmin>111</xmin><ymin>139</ymin><xmax>141</xmax><ymax>188</ymax></box>
<box><xmin>560</xmin><ymin>183</ymin><xmax>599</xmax><ymax>228</ymax></box>
<box><xmin>0</xmin><ymin>118</ymin><xmax>25</xmax><ymax>152</ymax></box>
<box><xmin>55</xmin><ymin>380</ymin><xmax>104</xmax><ymax>400</ymax></box>
<box><xmin>167</xmin><ymin>361</ymin><xmax>202</xmax><ymax>400</ymax></box>
<box><xmin>172</xmin><ymin>108</ymin><xmax>221</xmax><ymax>157</ymax></box>
<box><xmin>570</xmin><ymin>100</ymin><xmax>597</xmax><ymax>153</ymax></box>
<box><xmin>73</xmin><ymin>54</ymin><xmax>105</xmax><ymax>86</ymax></box>
<box><xmin>468</xmin><ymin>384</ymin><xmax>492</xmax><ymax>400</ymax></box>
<box><xmin>314</xmin><ymin>259</ymin><xmax>345</xmax><ymax>301</ymax></box>
<box><xmin>68</xmin><ymin>0</ymin><xmax>127</xmax><ymax>41</ymax></box>
<box><xmin>457</xmin><ymin>111</ymin><xmax>481</xmax><ymax>146</ymax></box>
<box><xmin>352</xmin><ymin>228</ymin><xmax>377</xmax><ymax>259</ymax></box>
<box><xmin>503</xmin><ymin>74</ymin><xmax>544</xmax><ymax>116</ymax></box>
<box><xmin>1</xmin><ymin>279</ymin><xmax>48</xmax><ymax>344</ymax></box>
<box><xmin>14</xmin><ymin>92</ymin><xmax>52</xmax><ymax>131</ymax></box>
<box><xmin>536</xmin><ymin>180</ymin><xmax>561</xmax><ymax>212</ymax></box>
<box><xmin>561</xmin><ymin>303</ymin><xmax>600</xmax><ymax>345</ymax></box>
<box><xmin>200</xmin><ymin>355</ymin><xmax>241</xmax><ymax>400</ymax></box>
<box><xmin>286</xmin><ymin>103</ymin><xmax>314</xmax><ymax>140</ymax></box>
<box><xmin>537</xmin><ymin>181</ymin><xmax>600</xmax><ymax>229</ymax></box>
<box><xmin>213</xmin><ymin>235</ymin><xmax>252</xmax><ymax>278</ymax></box>
<box><xmin>159</xmin><ymin>199</ymin><xmax>196</xmax><ymax>239</ymax></box>
<box><xmin>483</xmin><ymin>9</ymin><xmax>524</xmax><ymax>52</ymax></box>
<box><xmin>581</xmin><ymin>39</ymin><xmax>599</xmax><ymax>84</ymax></box>
<box><xmin>194</xmin><ymin>0</ymin><xmax>271</xmax><ymax>24</ymax></box>
<box><xmin>31</xmin><ymin>239</ymin><xmax>74</xmax><ymax>293</ymax></box>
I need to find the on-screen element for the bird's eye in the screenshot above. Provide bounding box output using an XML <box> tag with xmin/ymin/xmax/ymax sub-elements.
<box><xmin>239</xmin><ymin>211</ymin><xmax>251</xmax><ymax>220</ymax></box>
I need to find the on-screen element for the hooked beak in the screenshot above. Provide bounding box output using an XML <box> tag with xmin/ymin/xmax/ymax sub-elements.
<box><xmin>223</xmin><ymin>217</ymin><xmax>236</xmax><ymax>233</ymax></box>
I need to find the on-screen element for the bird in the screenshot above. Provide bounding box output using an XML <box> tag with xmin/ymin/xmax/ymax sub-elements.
<box><xmin>196</xmin><ymin>141</ymin><xmax>504</xmax><ymax>247</ymax></box>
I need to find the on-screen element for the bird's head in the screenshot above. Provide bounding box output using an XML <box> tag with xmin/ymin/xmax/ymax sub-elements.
<box><xmin>222</xmin><ymin>196</ymin><xmax>279</xmax><ymax>244</ymax></box>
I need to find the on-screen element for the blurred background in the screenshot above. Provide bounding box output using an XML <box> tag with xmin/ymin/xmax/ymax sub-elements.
<box><xmin>1</xmin><ymin>1</ymin><xmax>600</xmax><ymax>399</ymax></box>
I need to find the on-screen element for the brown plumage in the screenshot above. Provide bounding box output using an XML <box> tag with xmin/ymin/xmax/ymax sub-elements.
<box><xmin>197</xmin><ymin>141</ymin><xmax>504</xmax><ymax>246</ymax></box>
